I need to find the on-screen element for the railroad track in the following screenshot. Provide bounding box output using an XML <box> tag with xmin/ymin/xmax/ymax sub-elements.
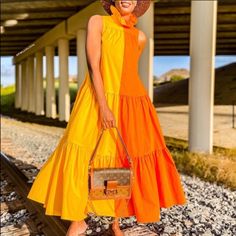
<box><xmin>1</xmin><ymin>135</ymin><xmax>159</xmax><ymax>236</ymax></box>
<box><xmin>1</xmin><ymin>169</ymin><xmax>41</xmax><ymax>236</ymax></box>
<box><xmin>1</xmin><ymin>151</ymin><xmax>69</xmax><ymax>236</ymax></box>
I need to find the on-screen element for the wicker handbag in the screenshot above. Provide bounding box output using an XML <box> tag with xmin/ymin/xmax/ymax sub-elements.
<box><xmin>88</xmin><ymin>126</ymin><xmax>134</xmax><ymax>201</ymax></box>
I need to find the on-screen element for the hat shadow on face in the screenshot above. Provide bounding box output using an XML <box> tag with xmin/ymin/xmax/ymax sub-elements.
<box><xmin>112</xmin><ymin>1</ymin><xmax>137</xmax><ymax>17</ymax></box>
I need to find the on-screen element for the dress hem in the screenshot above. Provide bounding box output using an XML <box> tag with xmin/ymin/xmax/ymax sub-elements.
<box><xmin>27</xmin><ymin>196</ymin><xmax>187</xmax><ymax>223</ymax></box>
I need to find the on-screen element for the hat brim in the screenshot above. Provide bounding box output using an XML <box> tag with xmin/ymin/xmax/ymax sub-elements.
<box><xmin>100</xmin><ymin>0</ymin><xmax>151</xmax><ymax>17</ymax></box>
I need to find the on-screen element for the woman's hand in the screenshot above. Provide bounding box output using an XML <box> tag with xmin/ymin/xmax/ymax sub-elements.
<box><xmin>100</xmin><ymin>105</ymin><xmax>116</xmax><ymax>129</ymax></box>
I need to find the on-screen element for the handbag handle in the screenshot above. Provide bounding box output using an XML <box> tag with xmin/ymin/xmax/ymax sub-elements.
<box><xmin>88</xmin><ymin>126</ymin><xmax>133</xmax><ymax>170</ymax></box>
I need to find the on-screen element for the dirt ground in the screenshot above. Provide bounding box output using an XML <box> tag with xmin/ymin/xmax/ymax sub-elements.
<box><xmin>2</xmin><ymin>105</ymin><xmax>235</xmax><ymax>150</ymax></box>
<box><xmin>155</xmin><ymin>105</ymin><xmax>236</xmax><ymax>149</ymax></box>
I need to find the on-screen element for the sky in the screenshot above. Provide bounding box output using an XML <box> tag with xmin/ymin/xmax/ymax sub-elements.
<box><xmin>1</xmin><ymin>55</ymin><xmax>236</xmax><ymax>87</ymax></box>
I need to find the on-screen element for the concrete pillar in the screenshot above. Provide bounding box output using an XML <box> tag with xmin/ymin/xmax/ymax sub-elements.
<box><xmin>27</xmin><ymin>56</ymin><xmax>35</xmax><ymax>112</ymax></box>
<box><xmin>76</xmin><ymin>29</ymin><xmax>88</xmax><ymax>89</ymax></box>
<box><xmin>136</xmin><ymin>1</ymin><xmax>154</xmax><ymax>102</ymax></box>
<box><xmin>35</xmin><ymin>51</ymin><xmax>45</xmax><ymax>115</ymax></box>
<box><xmin>21</xmin><ymin>59</ymin><xmax>28</xmax><ymax>111</ymax></box>
<box><xmin>188</xmin><ymin>1</ymin><xmax>218</xmax><ymax>154</ymax></box>
<box><xmin>45</xmin><ymin>45</ymin><xmax>57</xmax><ymax>119</ymax></box>
<box><xmin>58</xmin><ymin>38</ymin><xmax>70</xmax><ymax>122</ymax></box>
<box><xmin>14</xmin><ymin>63</ymin><xmax>21</xmax><ymax>108</ymax></box>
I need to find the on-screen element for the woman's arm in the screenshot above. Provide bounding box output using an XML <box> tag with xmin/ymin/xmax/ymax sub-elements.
<box><xmin>137</xmin><ymin>29</ymin><xmax>147</xmax><ymax>57</ymax></box>
<box><xmin>85</xmin><ymin>14</ymin><xmax>116</xmax><ymax>129</ymax></box>
<box><xmin>85</xmin><ymin>15</ymin><xmax>108</xmax><ymax>110</ymax></box>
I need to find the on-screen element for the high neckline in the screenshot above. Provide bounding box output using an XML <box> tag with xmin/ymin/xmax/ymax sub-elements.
<box><xmin>110</xmin><ymin>5</ymin><xmax>138</xmax><ymax>28</ymax></box>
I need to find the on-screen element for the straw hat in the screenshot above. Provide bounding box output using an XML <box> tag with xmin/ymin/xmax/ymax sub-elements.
<box><xmin>100</xmin><ymin>0</ymin><xmax>152</xmax><ymax>17</ymax></box>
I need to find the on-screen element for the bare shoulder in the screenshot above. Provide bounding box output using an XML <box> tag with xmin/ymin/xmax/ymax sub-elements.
<box><xmin>137</xmin><ymin>29</ymin><xmax>147</xmax><ymax>45</ymax></box>
<box><xmin>87</xmin><ymin>15</ymin><xmax>103</xmax><ymax>31</ymax></box>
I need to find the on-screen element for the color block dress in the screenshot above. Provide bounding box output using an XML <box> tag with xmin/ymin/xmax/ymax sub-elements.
<box><xmin>27</xmin><ymin>5</ymin><xmax>187</xmax><ymax>223</ymax></box>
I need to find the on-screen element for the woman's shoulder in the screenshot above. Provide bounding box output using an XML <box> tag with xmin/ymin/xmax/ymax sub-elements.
<box><xmin>88</xmin><ymin>14</ymin><xmax>103</xmax><ymax>21</ymax></box>
<box><xmin>87</xmin><ymin>14</ymin><xmax>104</xmax><ymax>32</ymax></box>
<box><xmin>87</xmin><ymin>14</ymin><xmax>103</xmax><ymax>25</ymax></box>
<box><xmin>135</xmin><ymin>28</ymin><xmax>147</xmax><ymax>44</ymax></box>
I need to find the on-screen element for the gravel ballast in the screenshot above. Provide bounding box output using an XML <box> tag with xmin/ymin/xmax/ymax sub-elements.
<box><xmin>1</xmin><ymin>115</ymin><xmax>235</xmax><ymax>235</ymax></box>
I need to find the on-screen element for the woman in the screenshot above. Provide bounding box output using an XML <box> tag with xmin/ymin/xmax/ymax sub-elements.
<box><xmin>27</xmin><ymin>0</ymin><xmax>187</xmax><ymax>235</ymax></box>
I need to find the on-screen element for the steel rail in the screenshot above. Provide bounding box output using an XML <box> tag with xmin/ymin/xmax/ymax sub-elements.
<box><xmin>0</xmin><ymin>151</ymin><xmax>69</xmax><ymax>236</ymax></box>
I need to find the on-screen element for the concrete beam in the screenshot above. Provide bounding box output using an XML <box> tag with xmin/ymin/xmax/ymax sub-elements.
<box><xmin>13</xmin><ymin>1</ymin><xmax>105</xmax><ymax>65</ymax></box>
<box><xmin>13</xmin><ymin>21</ymin><xmax>69</xmax><ymax>64</ymax></box>
<box><xmin>67</xmin><ymin>1</ymin><xmax>105</xmax><ymax>36</ymax></box>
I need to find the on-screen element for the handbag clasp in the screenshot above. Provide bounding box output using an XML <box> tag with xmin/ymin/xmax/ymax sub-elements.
<box><xmin>104</xmin><ymin>180</ymin><xmax>118</xmax><ymax>196</ymax></box>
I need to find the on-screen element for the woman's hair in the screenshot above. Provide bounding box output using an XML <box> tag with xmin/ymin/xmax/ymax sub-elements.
<box><xmin>111</xmin><ymin>0</ymin><xmax>115</xmax><ymax>6</ymax></box>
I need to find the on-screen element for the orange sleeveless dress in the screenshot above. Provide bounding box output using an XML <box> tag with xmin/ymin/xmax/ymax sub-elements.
<box><xmin>27</xmin><ymin>5</ymin><xmax>187</xmax><ymax>223</ymax></box>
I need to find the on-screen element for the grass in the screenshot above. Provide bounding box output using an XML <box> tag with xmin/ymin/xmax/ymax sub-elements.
<box><xmin>1</xmin><ymin>80</ymin><xmax>78</xmax><ymax>114</ymax></box>
<box><xmin>165</xmin><ymin>136</ymin><xmax>236</xmax><ymax>191</ymax></box>
<box><xmin>1</xmin><ymin>83</ymin><xmax>236</xmax><ymax>191</ymax></box>
<box><xmin>1</xmin><ymin>84</ymin><xmax>15</xmax><ymax>108</ymax></box>
<box><xmin>43</xmin><ymin>79</ymin><xmax>79</xmax><ymax>104</ymax></box>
